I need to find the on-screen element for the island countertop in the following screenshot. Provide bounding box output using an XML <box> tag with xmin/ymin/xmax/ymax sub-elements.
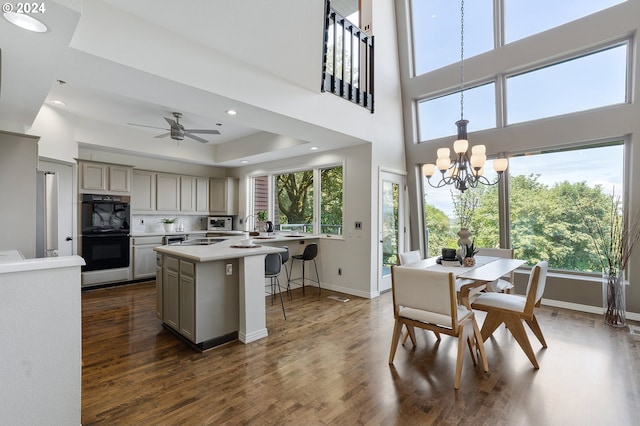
<box><xmin>153</xmin><ymin>234</ymin><xmax>318</xmax><ymax>263</ymax></box>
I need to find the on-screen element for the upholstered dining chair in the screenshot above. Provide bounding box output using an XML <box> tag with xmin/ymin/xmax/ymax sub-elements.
<box><xmin>389</xmin><ymin>265</ymin><xmax>488</xmax><ymax>389</ymax></box>
<box><xmin>471</xmin><ymin>260</ymin><xmax>548</xmax><ymax>369</ymax></box>
<box><xmin>398</xmin><ymin>250</ymin><xmax>421</xmax><ymax>266</ymax></box>
<box><xmin>398</xmin><ymin>250</ymin><xmax>439</xmax><ymax>345</ymax></box>
<box><xmin>476</xmin><ymin>248</ymin><xmax>516</xmax><ymax>292</ymax></box>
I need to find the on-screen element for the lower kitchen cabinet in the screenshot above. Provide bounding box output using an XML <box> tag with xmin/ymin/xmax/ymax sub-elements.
<box><xmin>159</xmin><ymin>254</ymin><xmax>239</xmax><ymax>347</ymax></box>
<box><xmin>132</xmin><ymin>236</ymin><xmax>163</xmax><ymax>279</ymax></box>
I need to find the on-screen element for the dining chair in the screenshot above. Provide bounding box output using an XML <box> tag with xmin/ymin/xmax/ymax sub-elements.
<box><xmin>471</xmin><ymin>260</ymin><xmax>548</xmax><ymax>369</ymax></box>
<box><xmin>280</xmin><ymin>246</ymin><xmax>291</xmax><ymax>300</ymax></box>
<box><xmin>398</xmin><ymin>250</ymin><xmax>421</xmax><ymax>265</ymax></box>
<box><xmin>398</xmin><ymin>250</ymin><xmax>439</xmax><ymax>345</ymax></box>
<box><xmin>265</xmin><ymin>252</ymin><xmax>286</xmax><ymax>320</ymax></box>
<box><xmin>389</xmin><ymin>265</ymin><xmax>488</xmax><ymax>389</ymax></box>
<box><xmin>476</xmin><ymin>248</ymin><xmax>515</xmax><ymax>292</ymax></box>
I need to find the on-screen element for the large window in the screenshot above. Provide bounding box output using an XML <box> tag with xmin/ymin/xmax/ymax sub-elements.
<box><xmin>418</xmin><ymin>82</ymin><xmax>496</xmax><ymax>141</ymax></box>
<box><xmin>505</xmin><ymin>0</ymin><xmax>626</xmax><ymax>44</ymax></box>
<box><xmin>411</xmin><ymin>0</ymin><xmax>493</xmax><ymax>75</ymax></box>
<box><xmin>507</xmin><ymin>143</ymin><xmax>624</xmax><ymax>272</ymax></box>
<box><xmin>250</xmin><ymin>165</ymin><xmax>343</xmax><ymax>236</ymax></box>
<box><xmin>422</xmin><ymin>142</ymin><xmax>625</xmax><ymax>273</ymax></box>
<box><xmin>506</xmin><ymin>44</ymin><xmax>628</xmax><ymax>124</ymax></box>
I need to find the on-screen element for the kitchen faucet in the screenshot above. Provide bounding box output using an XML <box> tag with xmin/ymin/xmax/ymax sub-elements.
<box><xmin>243</xmin><ymin>214</ymin><xmax>255</xmax><ymax>232</ymax></box>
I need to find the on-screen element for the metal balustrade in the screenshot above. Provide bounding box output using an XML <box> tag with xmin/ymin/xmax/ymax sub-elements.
<box><xmin>321</xmin><ymin>0</ymin><xmax>374</xmax><ymax>112</ymax></box>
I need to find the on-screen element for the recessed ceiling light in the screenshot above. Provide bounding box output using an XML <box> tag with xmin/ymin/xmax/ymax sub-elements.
<box><xmin>3</xmin><ymin>12</ymin><xmax>48</xmax><ymax>33</ymax></box>
<box><xmin>310</xmin><ymin>146</ymin><xmax>319</xmax><ymax>151</ymax></box>
<box><xmin>50</xmin><ymin>100</ymin><xmax>66</xmax><ymax>106</ymax></box>
<box><xmin>226</xmin><ymin>110</ymin><xmax>237</xmax><ymax>116</ymax></box>
<box><xmin>240</xmin><ymin>160</ymin><xmax>249</xmax><ymax>164</ymax></box>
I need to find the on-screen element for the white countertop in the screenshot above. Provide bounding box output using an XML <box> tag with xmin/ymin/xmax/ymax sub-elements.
<box><xmin>0</xmin><ymin>255</ymin><xmax>85</xmax><ymax>274</ymax></box>
<box><xmin>131</xmin><ymin>230</ymin><xmax>211</xmax><ymax>237</ymax></box>
<box><xmin>154</xmin><ymin>234</ymin><xmax>319</xmax><ymax>262</ymax></box>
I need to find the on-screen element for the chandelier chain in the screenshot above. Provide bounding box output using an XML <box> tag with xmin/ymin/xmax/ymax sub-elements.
<box><xmin>460</xmin><ymin>0</ymin><xmax>465</xmax><ymax>121</ymax></box>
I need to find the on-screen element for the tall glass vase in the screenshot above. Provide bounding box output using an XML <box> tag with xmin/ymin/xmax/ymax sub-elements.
<box><xmin>603</xmin><ymin>269</ymin><xmax>626</xmax><ymax>327</ymax></box>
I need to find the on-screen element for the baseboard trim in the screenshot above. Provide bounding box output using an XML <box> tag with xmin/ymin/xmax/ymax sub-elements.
<box><xmin>541</xmin><ymin>298</ymin><xmax>640</xmax><ymax>322</ymax></box>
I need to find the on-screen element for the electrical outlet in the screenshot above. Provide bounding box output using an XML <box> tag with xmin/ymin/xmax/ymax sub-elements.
<box><xmin>140</xmin><ymin>219</ymin><xmax>144</xmax><ymax>225</ymax></box>
<box><xmin>225</xmin><ymin>264</ymin><xmax>233</xmax><ymax>275</ymax></box>
<box><xmin>355</xmin><ymin>221</ymin><xmax>362</xmax><ymax>230</ymax></box>
<box><xmin>338</xmin><ymin>267</ymin><xmax>342</xmax><ymax>276</ymax></box>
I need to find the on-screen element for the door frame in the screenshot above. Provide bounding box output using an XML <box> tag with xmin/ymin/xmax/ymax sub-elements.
<box><xmin>378</xmin><ymin>168</ymin><xmax>407</xmax><ymax>293</ymax></box>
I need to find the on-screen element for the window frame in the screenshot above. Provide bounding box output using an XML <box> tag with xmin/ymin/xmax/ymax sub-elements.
<box><xmin>247</xmin><ymin>161</ymin><xmax>345</xmax><ymax>237</ymax></box>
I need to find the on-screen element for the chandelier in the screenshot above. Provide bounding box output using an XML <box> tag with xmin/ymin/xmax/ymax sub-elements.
<box><xmin>422</xmin><ymin>0</ymin><xmax>508</xmax><ymax>193</ymax></box>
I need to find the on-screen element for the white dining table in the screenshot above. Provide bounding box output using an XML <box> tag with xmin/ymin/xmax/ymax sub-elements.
<box><xmin>401</xmin><ymin>255</ymin><xmax>527</xmax><ymax>308</ymax></box>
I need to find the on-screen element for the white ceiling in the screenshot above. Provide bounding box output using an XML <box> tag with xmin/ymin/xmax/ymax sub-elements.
<box><xmin>0</xmin><ymin>0</ymin><xmax>363</xmax><ymax>167</ymax></box>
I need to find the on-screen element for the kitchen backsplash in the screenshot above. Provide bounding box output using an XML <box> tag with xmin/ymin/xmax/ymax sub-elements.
<box><xmin>132</xmin><ymin>215</ymin><xmax>209</xmax><ymax>234</ymax></box>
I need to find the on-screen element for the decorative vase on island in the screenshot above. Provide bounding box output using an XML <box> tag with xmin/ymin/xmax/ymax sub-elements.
<box><xmin>603</xmin><ymin>268</ymin><xmax>626</xmax><ymax>327</ymax></box>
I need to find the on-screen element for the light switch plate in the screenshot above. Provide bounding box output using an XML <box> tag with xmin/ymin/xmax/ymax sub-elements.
<box><xmin>225</xmin><ymin>264</ymin><xmax>233</xmax><ymax>275</ymax></box>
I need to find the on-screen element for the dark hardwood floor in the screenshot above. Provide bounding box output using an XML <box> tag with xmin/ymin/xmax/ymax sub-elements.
<box><xmin>81</xmin><ymin>282</ymin><xmax>640</xmax><ymax>425</ymax></box>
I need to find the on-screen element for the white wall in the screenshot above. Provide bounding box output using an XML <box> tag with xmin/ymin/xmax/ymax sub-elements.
<box><xmin>30</xmin><ymin>105</ymin><xmax>79</xmax><ymax>162</ymax></box>
<box><xmin>0</xmin><ymin>256</ymin><xmax>84</xmax><ymax>425</ymax></box>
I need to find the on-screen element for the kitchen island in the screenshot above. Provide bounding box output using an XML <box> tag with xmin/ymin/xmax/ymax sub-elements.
<box><xmin>154</xmin><ymin>235</ymin><xmax>317</xmax><ymax>349</ymax></box>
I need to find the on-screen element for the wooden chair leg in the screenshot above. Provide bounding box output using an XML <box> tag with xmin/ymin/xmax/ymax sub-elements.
<box><xmin>472</xmin><ymin>317</ymin><xmax>489</xmax><ymax>372</ymax></box>
<box><xmin>503</xmin><ymin>314</ymin><xmax>539</xmax><ymax>369</ymax></box>
<box><xmin>406</xmin><ymin>325</ymin><xmax>417</xmax><ymax>347</ymax></box>
<box><xmin>454</xmin><ymin>325</ymin><xmax>468</xmax><ymax>390</ymax></box>
<box><xmin>388</xmin><ymin>321</ymin><xmax>404</xmax><ymax>364</ymax></box>
<box><xmin>479</xmin><ymin>311</ymin><xmax>504</xmax><ymax>341</ymax></box>
<box><xmin>524</xmin><ymin>314</ymin><xmax>547</xmax><ymax>348</ymax></box>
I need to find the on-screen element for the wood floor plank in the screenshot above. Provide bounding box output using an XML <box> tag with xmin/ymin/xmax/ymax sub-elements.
<box><xmin>81</xmin><ymin>282</ymin><xmax>640</xmax><ymax>425</ymax></box>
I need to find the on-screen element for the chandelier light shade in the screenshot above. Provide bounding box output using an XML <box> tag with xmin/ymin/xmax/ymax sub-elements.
<box><xmin>422</xmin><ymin>0</ymin><xmax>508</xmax><ymax>193</ymax></box>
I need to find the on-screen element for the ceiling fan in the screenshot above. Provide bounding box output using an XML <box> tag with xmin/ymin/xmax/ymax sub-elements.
<box><xmin>128</xmin><ymin>112</ymin><xmax>220</xmax><ymax>143</ymax></box>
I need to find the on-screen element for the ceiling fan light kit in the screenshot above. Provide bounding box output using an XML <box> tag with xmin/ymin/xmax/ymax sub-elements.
<box><xmin>129</xmin><ymin>112</ymin><xmax>220</xmax><ymax>143</ymax></box>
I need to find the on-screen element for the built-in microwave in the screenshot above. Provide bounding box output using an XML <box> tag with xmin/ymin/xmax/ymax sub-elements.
<box><xmin>207</xmin><ymin>216</ymin><xmax>233</xmax><ymax>231</ymax></box>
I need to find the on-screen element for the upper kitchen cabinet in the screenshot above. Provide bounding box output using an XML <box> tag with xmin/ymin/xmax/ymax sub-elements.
<box><xmin>131</xmin><ymin>170</ymin><xmax>156</xmax><ymax>212</ymax></box>
<box><xmin>210</xmin><ymin>177</ymin><xmax>238</xmax><ymax>215</ymax></box>
<box><xmin>196</xmin><ymin>178</ymin><xmax>209</xmax><ymax>213</ymax></box>
<box><xmin>180</xmin><ymin>176</ymin><xmax>197</xmax><ymax>212</ymax></box>
<box><xmin>79</xmin><ymin>161</ymin><xmax>132</xmax><ymax>194</ymax></box>
<box><xmin>156</xmin><ymin>173</ymin><xmax>181</xmax><ymax>211</ymax></box>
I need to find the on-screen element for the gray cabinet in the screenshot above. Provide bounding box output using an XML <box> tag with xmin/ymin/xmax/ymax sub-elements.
<box><xmin>80</xmin><ymin>161</ymin><xmax>131</xmax><ymax>193</ymax></box>
<box><xmin>156</xmin><ymin>261</ymin><xmax>163</xmax><ymax>320</ymax></box>
<box><xmin>132</xmin><ymin>170</ymin><xmax>156</xmax><ymax>212</ymax></box>
<box><xmin>179</xmin><ymin>260</ymin><xmax>196</xmax><ymax>340</ymax></box>
<box><xmin>156</xmin><ymin>174</ymin><xmax>180</xmax><ymax>211</ymax></box>
<box><xmin>196</xmin><ymin>177</ymin><xmax>209</xmax><ymax>213</ymax></box>
<box><xmin>210</xmin><ymin>177</ymin><xmax>238</xmax><ymax>215</ymax></box>
<box><xmin>180</xmin><ymin>176</ymin><xmax>197</xmax><ymax>212</ymax></box>
<box><xmin>163</xmin><ymin>256</ymin><xmax>180</xmax><ymax>331</ymax></box>
<box><xmin>132</xmin><ymin>236</ymin><xmax>163</xmax><ymax>279</ymax></box>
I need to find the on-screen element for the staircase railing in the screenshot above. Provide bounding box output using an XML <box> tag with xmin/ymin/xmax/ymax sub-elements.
<box><xmin>321</xmin><ymin>0</ymin><xmax>374</xmax><ymax>113</ymax></box>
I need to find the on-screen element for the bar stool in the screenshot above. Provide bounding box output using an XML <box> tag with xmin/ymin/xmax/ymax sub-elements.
<box><xmin>265</xmin><ymin>253</ymin><xmax>286</xmax><ymax>319</ymax></box>
<box><xmin>280</xmin><ymin>246</ymin><xmax>291</xmax><ymax>300</ymax></box>
<box><xmin>288</xmin><ymin>243</ymin><xmax>320</xmax><ymax>296</ymax></box>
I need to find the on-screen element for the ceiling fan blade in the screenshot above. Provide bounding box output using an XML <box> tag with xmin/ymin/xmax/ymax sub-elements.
<box><xmin>184</xmin><ymin>129</ymin><xmax>221</xmax><ymax>135</ymax></box>
<box><xmin>128</xmin><ymin>123</ymin><xmax>168</xmax><ymax>130</ymax></box>
<box><xmin>154</xmin><ymin>132</ymin><xmax>171</xmax><ymax>138</ymax></box>
<box><xmin>185</xmin><ymin>133</ymin><xmax>210</xmax><ymax>143</ymax></box>
<box><xmin>164</xmin><ymin>117</ymin><xmax>178</xmax><ymax>127</ymax></box>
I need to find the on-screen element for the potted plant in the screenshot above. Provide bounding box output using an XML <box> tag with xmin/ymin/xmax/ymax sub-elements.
<box><xmin>256</xmin><ymin>211</ymin><xmax>268</xmax><ymax>232</ymax></box>
<box><xmin>461</xmin><ymin>240</ymin><xmax>479</xmax><ymax>267</ymax></box>
<box><xmin>161</xmin><ymin>218</ymin><xmax>178</xmax><ymax>233</ymax></box>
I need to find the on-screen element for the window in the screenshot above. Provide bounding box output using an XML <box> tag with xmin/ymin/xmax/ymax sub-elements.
<box><xmin>506</xmin><ymin>44</ymin><xmax>628</xmax><ymax>124</ymax></box>
<box><xmin>507</xmin><ymin>143</ymin><xmax>624</xmax><ymax>272</ymax></box>
<box><xmin>320</xmin><ymin>166</ymin><xmax>343</xmax><ymax>235</ymax></box>
<box><xmin>422</xmin><ymin>142</ymin><xmax>624</xmax><ymax>273</ymax></box>
<box><xmin>411</xmin><ymin>0</ymin><xmax>493</xmax><ymax>75</ymax></box>
<box><xmin>423</xmin><ymin>159</ymin><xmax>500</xmax><ymax>257</ymax></box>
<box><xmin>250</xmin><ymin>165</ymin><xmax>343</xmax><ymax>235</ymax></box>
<box><xmin>418</xmin><ymin>82</ymin><xmax>496</xmax><ymax>141</ymax></box>
<box><xmin>505</xmin><ymin>0</ymin><xmax>626</xmax><ymax>44</ymax></box>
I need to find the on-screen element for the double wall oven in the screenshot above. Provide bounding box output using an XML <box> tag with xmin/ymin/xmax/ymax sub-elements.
<box><xmin>80</xmin><ymin>194</ymin><xmax>131</xmax><ymax>273</ymax></box>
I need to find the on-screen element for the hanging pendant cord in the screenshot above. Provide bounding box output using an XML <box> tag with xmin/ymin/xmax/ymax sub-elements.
<box><xmin>460</xmin><ymin>0</ymin><xmax>465</xmax><ymax>121</ymax></box>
